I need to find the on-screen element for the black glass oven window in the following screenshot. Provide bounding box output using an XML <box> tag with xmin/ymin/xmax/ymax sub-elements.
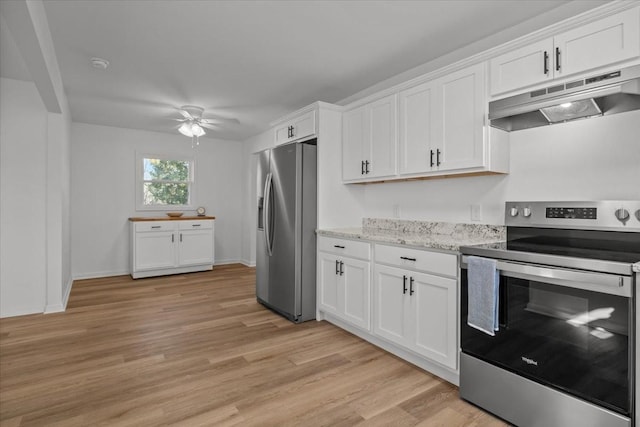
<box><xmin>461</xmin><ymin>270</ymin><xmax>631</xmax><ymax>415</ymax></box>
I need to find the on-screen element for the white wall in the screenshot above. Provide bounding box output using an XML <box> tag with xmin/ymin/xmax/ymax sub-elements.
<box><xmin>361</xmin><ymin>110</ymin><xmax>640</xmax><ymax>224</ymax></box>
<box><xmin>240</xmin><ymin>129</ymin><xmax>273</xmax><ymax>267</ymax></box>
<box><xmin>71</xmin><ymin>123</ymin><xmax>244</xmax><ymax>279</ymax></box>
<box><xmin>0</xmin><ymin>77</ymin><xmax>48</xmax><ymax>316</ymax></box>
<box><xmin>46</xmin><ymin>110</ymin><xmax>73</xmax><ymax>312</ymax></box>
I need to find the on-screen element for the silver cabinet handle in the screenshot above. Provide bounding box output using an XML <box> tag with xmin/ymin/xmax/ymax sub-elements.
<box><xmin>263</xmin><ymin>173</ymin><xmax>273</xmax><ymax>256</ymax></box>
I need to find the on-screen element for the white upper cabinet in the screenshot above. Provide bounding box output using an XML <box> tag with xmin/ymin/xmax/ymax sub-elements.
<box><xmin>397</xmin><ymin>63</ymin><xmax>490</xmax><ymax>176</ymax></box>
<box><xmin>342</xmin><ymin>94</ymin><xmax>397</xmax><ymax>182</ymax></box>
<box><xmin>398</xmin><ymin>81</ymin><xmax>435</xmax><ymax>174</ymax></box>
<box><xmin>274</xmin><ymin>109</ymin><xmax>316</xmax><ymax>146</ymax></box>
<box><xmin>490</xmin><ymin>39</ymin><xmax>555</xmax><ymax>96</ymax></box>
<box><xmin>554</xmin><ymin>7</ymin><xmax>640</xmax><ymax>78</ymax></box>
<box><xmin>490</xmin><ymin>7</ymin><xmax>640</xmax><ymax>96</ymax></box>
<box><xmin>433</xmin><ymin>63</ymin><xmax>486</xmax><ymax>171</ymax></box>
<box><xmin>342</xmin><ymin>106</ymin><xmax>368</xmax><ymax>181</ymax></box>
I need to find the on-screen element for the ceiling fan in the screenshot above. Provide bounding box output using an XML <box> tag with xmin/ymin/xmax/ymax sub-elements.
<box><xmin>173</xmin><ymin>105</ymin><xmax>238</xmax><ymax>146</ymax></box>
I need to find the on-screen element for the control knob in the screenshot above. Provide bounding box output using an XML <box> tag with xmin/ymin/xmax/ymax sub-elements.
<box><xmin>509</xmin><ymin>207</ymin><xmax>519</xmax><ymax>217</ymax></box>
<box><xmin>615</xmin><ymin>208</ymin><xmax>630</xmax><ymax>223</ymax></box>
<box><xmin>522</xmin><ymin>207</ymin><xmax>532</xmax><ymax>218</ymax></box>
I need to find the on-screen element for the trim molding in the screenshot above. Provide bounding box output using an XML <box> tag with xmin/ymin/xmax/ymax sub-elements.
<box><xmin>0</xmin><ymin>305</ymin><xmax>45</xmax><ymax>319</ymax></box>
<box><xmin>73</xmin><ymin>260</ymin><xmax>248</xmax><ymax>281</ymax></box>
<box><xmin>73</xmin><ymin>270</ymin><xmax>130</xmax><ymax>281</ymax></box>
<box><xmin>214</xmin><ymin>259</ymin><xmax>244</xmax><ymax>266</ymax></box>
<box><xmin>269</xmin><ymin>101</ymin><xmax>344</xmax><ymax>128</ymax></box>
<box><xmin>62</xmin><ymin>277</ymin><xmax>73</xmax><ymax>309</ymax></box>
<box><xmin>45</xmin><ymin>278</ymin><xmax>74</xmax><ymax>313</ymax></box>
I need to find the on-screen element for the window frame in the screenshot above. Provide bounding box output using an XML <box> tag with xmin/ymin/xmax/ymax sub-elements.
<box><xmin>135</xmin><ymin>152</ymin><xmax>196</xmax><ymax>211</ymax></box>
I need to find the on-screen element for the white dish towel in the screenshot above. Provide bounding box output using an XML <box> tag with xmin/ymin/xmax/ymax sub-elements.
<box><xmin>467</xmin><ymin>256</ymin><xmax>499</xmax><ymax>336</ymax></box>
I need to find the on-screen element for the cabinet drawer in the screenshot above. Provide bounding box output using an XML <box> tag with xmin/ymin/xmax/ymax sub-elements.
<box><xmin>178</xmin><ymin>220</ymin><xmax>213</xmax><ymax>230</ymax></box>
<box><xmin>374</xmin><ymin>244</ymin><xmax>456</xmax><ymax>277</ymax></box>
<box><xmin>135</xmin><ymin>221</ymin><xmax>174</xmax><ymax>232</ymax></box>
<box><xmin>318</xmin><ymin>236</ymin><xmax>371</xmax><ymax>260</ymax></box>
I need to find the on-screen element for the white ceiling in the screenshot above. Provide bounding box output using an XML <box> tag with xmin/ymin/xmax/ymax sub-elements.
<box><xmin>4</xmin><ymin>1</ymin><xmax>607</xmax><ymax>141</ymax></box>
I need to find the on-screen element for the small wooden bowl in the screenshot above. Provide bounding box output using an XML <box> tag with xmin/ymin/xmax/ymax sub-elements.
<box><xmin>166</xmin><ymin>212</ymin><xmax>184</xmax><ymax>218</ymax></box>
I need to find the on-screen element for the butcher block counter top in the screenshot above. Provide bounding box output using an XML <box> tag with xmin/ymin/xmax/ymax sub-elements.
<box><xmin>128</xmin><ymin>216</ymin><xmax>216</xmax><ymax>221</ymax></box>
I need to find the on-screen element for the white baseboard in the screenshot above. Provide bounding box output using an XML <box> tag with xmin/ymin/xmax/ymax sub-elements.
<box><xmin>62</xmin><ymin>277</ymin><xmax>73</xmax><ymax>308</ymax></box>
<box><xmin>73</xmin><ymin>270</ymin><xmax>130</xmax><ymax>280</ymax></box>
<box><xmin>44</xmin><ymin>277</ymin><xmax>74</xmax><ymax>314</ymax></box>
<box><xmin>73</xmin><ymin>261</ymin><xmax>251</xmax><ymax>281</ymax></box>
<box><xmin>44</xmin><ymin>303</ymin><xmax>64</xmax><ymax>313</ymax></box>
<box><xmin>239</xmin><ymin>259</ymin><xmax>256</xmax><ymax>267</ymax></box>
<box><xmin>0</xmin><ymin>305</ymin><xmax>44</xmax><ymax>319</ymax></box>
<box><xmin>214</xmin><ymin>259</ymin><xmax>247</xmax><ymax>266</ymax></box>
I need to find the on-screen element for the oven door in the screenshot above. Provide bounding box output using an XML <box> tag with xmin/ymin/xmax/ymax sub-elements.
<box><xmin>460</xmin><ymin>257</ymin><xmax>634</xmax><ymax>416</ymax></box>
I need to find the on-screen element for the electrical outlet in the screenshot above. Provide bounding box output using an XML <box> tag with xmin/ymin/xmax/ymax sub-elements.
<box><xmin>471</xmin><ymin>204</ymin><xmax>482</xmax><ymax>221</ymax></box>
<box><xmin>393</xmin><ymin>204</ymin><xmax>401</xmax><ymax>218</ymax></box>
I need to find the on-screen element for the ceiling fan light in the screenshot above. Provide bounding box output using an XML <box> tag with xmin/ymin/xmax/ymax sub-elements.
<box><xmin>191</xmin><ymin>123</ymin><xmax>205</xmax><ymax>137</ymax></box>
<box><xmin>178</xmin><ymin>122</ymin><xmax>194</xmax><ymax>137</ymax></box>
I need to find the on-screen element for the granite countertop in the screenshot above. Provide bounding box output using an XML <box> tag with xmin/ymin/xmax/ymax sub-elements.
<box><xmin>317</xmin><ymin>218</ymin><xmax>506</xmax><ymax>252</ymax></box>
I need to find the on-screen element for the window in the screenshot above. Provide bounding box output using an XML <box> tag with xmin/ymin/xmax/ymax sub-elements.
<box><xmin>136</xmin><ymin>153</ymin><xmax>195</xmax><ymax>210</ymax></box>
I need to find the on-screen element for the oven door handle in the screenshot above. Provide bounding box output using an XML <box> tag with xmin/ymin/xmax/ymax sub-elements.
<box><xmin>461</xmin><ymin>256</ymin><xmax>631</xmax><ymax>297</ymax></box>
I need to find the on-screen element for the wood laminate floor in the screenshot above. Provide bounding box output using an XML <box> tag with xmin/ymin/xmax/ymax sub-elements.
<box><xmin>0</xmin><ymin>264</ymin><xmax>507</xmax><ymax>426</ymax></box>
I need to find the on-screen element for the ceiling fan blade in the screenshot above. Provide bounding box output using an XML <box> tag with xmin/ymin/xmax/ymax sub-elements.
<box><xmin>172</xmin><ymin>117</ymin><xmax>188</xmax><ymax>122</ymax></box>
<box><xmin>200</xmin><ymin>123</ymin><xmax>218</xmax><ymax>130</ymax></box>
<box><xmin>178</xmin><ymin>109</ymin><xmax>193</xmax><ymax>120</ymax></box>
<box><xmin>201</xmin><ymin>117</ymin><xmax>239</xmax><ymax>125</ymax></box>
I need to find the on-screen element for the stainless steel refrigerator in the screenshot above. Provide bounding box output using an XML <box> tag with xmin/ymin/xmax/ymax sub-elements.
<box><xmin>256</xmin><ymin>140</ymin><xmax>317</xmax><ymax>323</ymax></box>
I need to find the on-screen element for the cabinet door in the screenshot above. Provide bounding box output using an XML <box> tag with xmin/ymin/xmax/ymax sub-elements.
<box><xmin>554</xmin><ymin>7</ymin><xmax>640</xmax><ymax>78</ymax></box>
<box><xmin>342</xmin><ymin>106</ymin><xmax>367</xmax><ymax>181</ymax></box>
<box><xmin>177</xmin><ymin>229</ymin><xmax>213</xmax><ymax>266</ymax></box>
<box><xmin>135</xmin><ymin>231</ymin><xmax>176</xmax><ymax>271</ymax></box>
<box><xmin>342</xmin><ymin>258</ymin><xmax>371</xmax><ymax>331</ymax></box>
<box><xmin>368</xmin><ymin>94</ymin><xmax>398</xmax><ymax>179</ymax></box>
<box><xmin>318</xmin><ymin>252</ymin><xmax>340</xmax><ymax>315</ymax></box>
<box><xmin>409</xmin><ymin>272</ymin><xmax>458</xmax><ymax>370</ymax></box>
<box><xmin>274</xmin><ymin>123</ymin><xmax>291</xmax><ymax>146</ymax></box>
<box><xmin>399</xmin><ymin>82</ymin><xmax>434</xmax><ymax>174</ymax></box>
<box><xmin>489</xmin><ymin>38</ymin><xmax>554</xmax><ymax>95</ymax></box>
<box><xmin>291</xmin><ymin>111</ymin><xmax>316</xmax><ymax>142</ymax></box>
<box><xmin>373</xmin><ymin>265</ymin><xmax>409</xmax><ymax>347</ymax></box>
<box><xmin>434</xmin><ymin>63</ymin><xmax>485</xmax><ymax>171</ymax></box>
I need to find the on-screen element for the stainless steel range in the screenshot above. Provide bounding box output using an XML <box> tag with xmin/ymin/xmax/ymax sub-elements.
<box><xmin>459</xmin><ymin>201</ymin><xmax>640</xmax><ymax>427</ymax></box>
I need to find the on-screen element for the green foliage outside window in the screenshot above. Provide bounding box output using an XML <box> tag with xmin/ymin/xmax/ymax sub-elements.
<box><xmin>143</xmin><ymin>158</ymin><xmax>191</xmax><ymax>205</ymax></box>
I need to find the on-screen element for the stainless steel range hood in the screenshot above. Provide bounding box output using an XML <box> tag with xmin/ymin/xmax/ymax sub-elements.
<box><xmin>489</xmin><ymin>64</ymin><xmax>640</xmax><ymax>131</ymax></box>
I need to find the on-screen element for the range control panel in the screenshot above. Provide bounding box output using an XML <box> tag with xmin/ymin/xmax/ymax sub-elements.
<box><xmin>546</xmin><ymin>207</ymin><xmax>597</xmax><ymax>219</ymax></box>
<box><xmin>505</xmin><ymin>201</ymin><xmax>640</xmax><ymax>231</ymax></box>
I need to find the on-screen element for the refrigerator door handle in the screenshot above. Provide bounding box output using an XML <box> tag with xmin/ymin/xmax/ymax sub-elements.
<box><xmin>263</xmin><ymin>172</ymin><xmax>274</xmax><ymax>256</ymax></box>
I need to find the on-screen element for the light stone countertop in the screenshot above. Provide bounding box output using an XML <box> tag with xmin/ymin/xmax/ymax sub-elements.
<box><xmin>317</xmin><ymin>218</ymin><xmax>506</xmax><ymax>252</ymax></box>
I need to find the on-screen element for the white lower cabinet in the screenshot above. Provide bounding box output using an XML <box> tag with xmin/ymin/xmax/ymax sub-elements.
<box><xmin>135</xmin><ymin>230</ymin><xmax>177</xmax><ymax>271</ymax></box>
<box><xmin>317</xmin><ymin>237</ymin><xmax>371</xmax><ymax>331</ymax></box>
<box><xmin>130</xmin><ymin>219</ymin><xmax>215</xmax><ymax>279</ymax></box>
<box><xmin>317</xmin><ymin>236</ymin><xmax>460</xmax><ymax>381</ymax></box>
<box><xmin>373</xmin><ymin>263</ymin><xmax>457</xmax><ymax>370</ymax></box>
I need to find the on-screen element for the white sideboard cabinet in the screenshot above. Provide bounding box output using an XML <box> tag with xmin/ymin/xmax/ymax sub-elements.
<box><xmin>129</xmin><ymin>217</ymin><xmax>215</xmax><ymax>279</ymax></box>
